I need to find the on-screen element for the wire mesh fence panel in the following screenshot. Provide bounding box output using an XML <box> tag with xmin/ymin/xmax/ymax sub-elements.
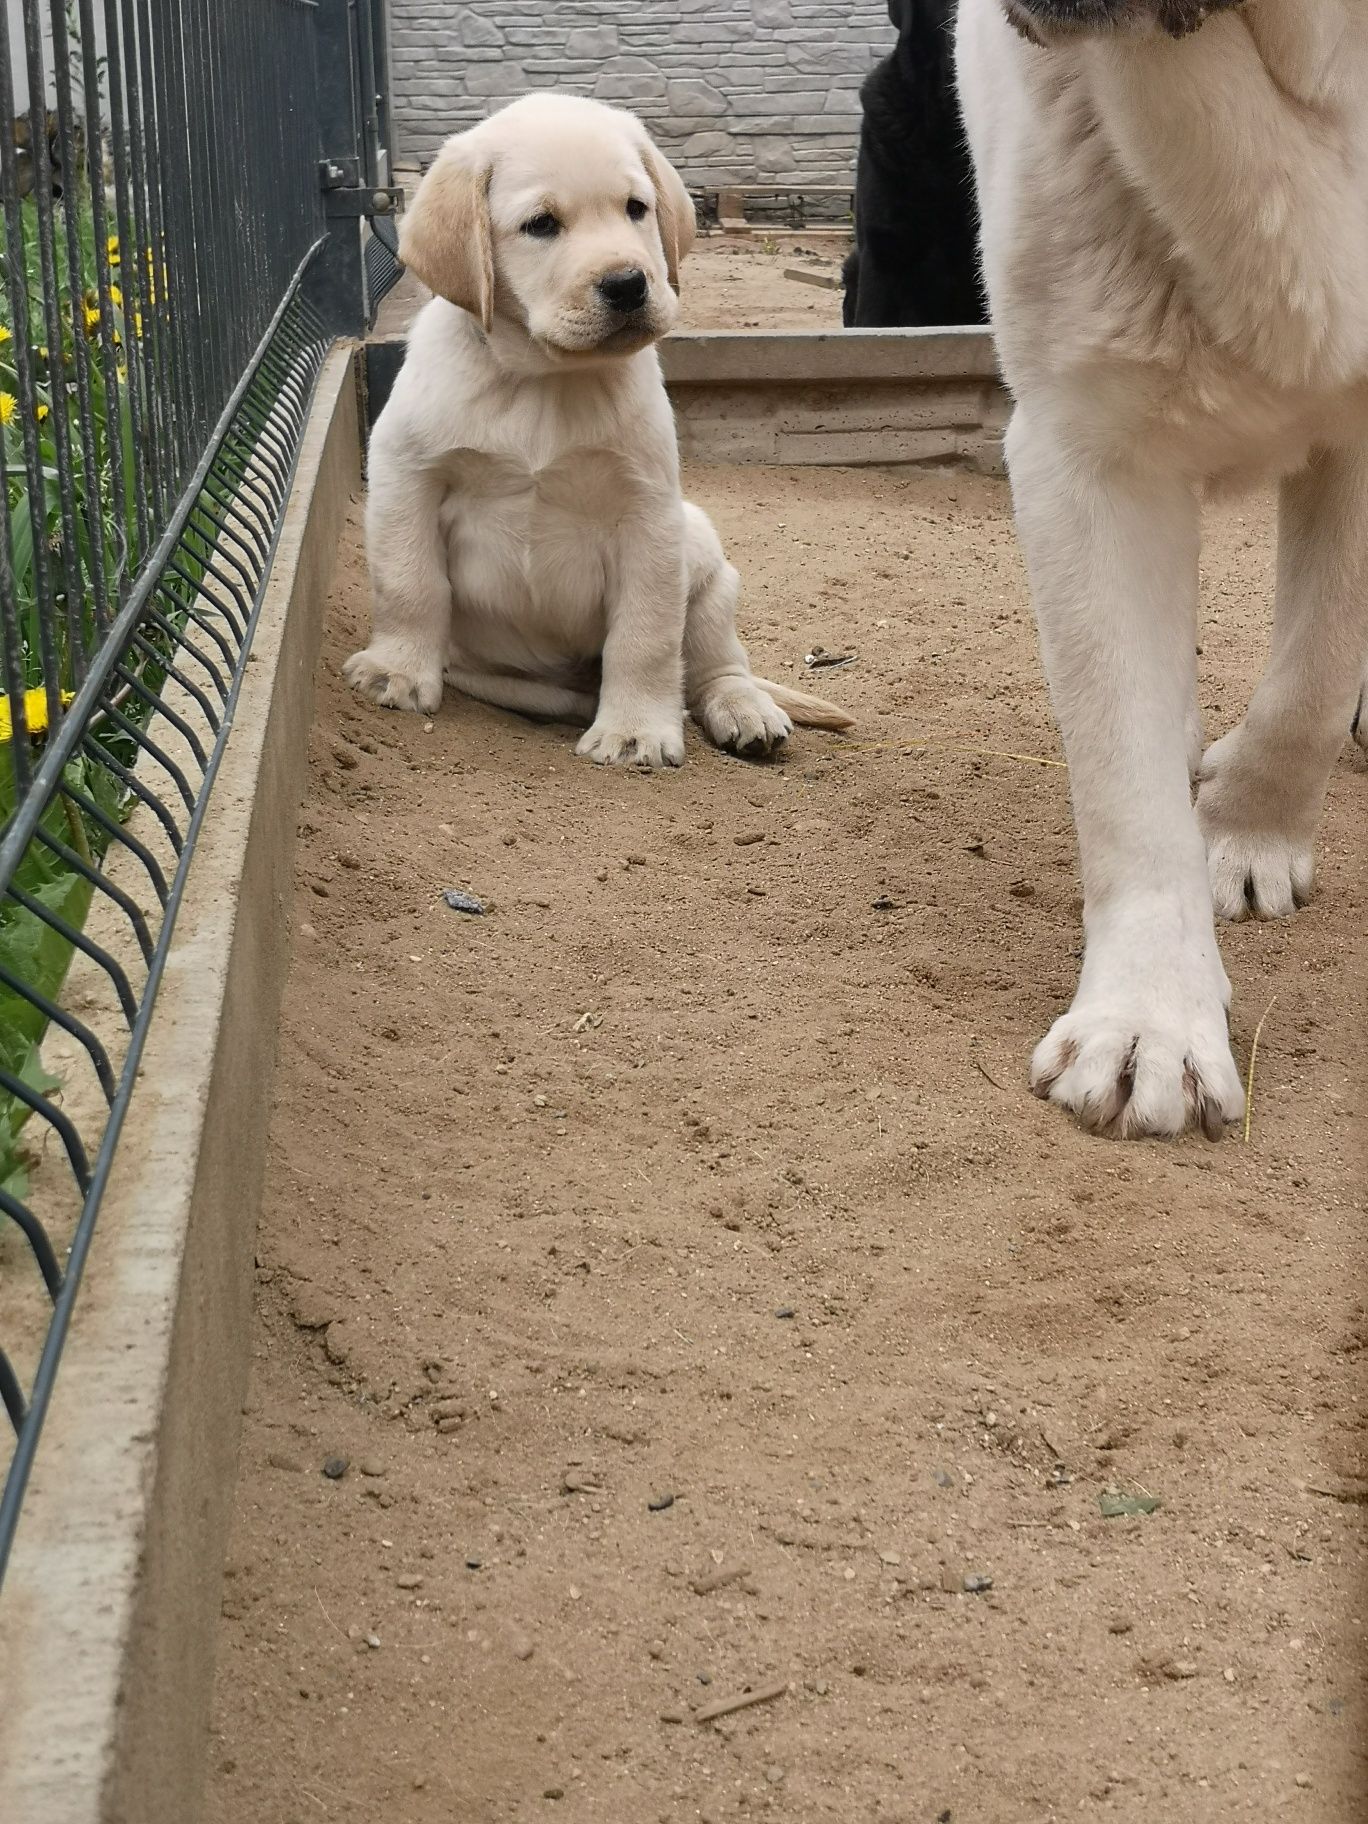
<box><xmin>0</xmin><ymin>0</ymin><xmax>397</xmax><ymax>1587</ymax></box>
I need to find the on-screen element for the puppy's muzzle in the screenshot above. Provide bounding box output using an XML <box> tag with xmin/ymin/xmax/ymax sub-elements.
<box><xmin>596</xmin><ymin>267</ymin><xmax>649</xmax><ymax>315</ymax></box>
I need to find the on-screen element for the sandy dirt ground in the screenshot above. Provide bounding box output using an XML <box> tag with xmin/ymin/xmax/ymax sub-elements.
<box><xmin>680</xmin><ymin>234</ymin><xmax>847</xmax><ymax>331</ymax></box>
<box><xmin>206</xmin><ymin>468</ymin><xmax>1366</xmax><ymax>1824</ymax></box>
<box><xmin>374</xmin><ymin>234</ymin><xmax>849</xmax><ymax>340</ymax></box>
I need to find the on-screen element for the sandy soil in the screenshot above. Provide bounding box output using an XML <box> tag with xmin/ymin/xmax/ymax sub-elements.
<box><xmin>206</xmin><ymin>467</ymin><xmax>1366</xmax><ymax>1824</ymax></box>
<box><xmin>681</xmin><ymin>235</ymin><xmax>847</xmax><ymax>332</ymax></box>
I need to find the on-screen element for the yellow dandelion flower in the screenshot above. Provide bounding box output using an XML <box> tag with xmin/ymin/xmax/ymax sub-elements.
<box><xmin>35</xmin><ymin>403</ymin><xmax>50</xmax><ymax>423</ymax></box>
<box><xmin>0</xmin><ymin>687</ymin><xmax>76</xmax><ymax>744</ymax></box>
<box><xmin>84</xmin><ymin>304</ymin><xmax>101</xmax><ymax>332</ymax></box>
<box><xmin>0</xmin><ymin>325</ymin><xmax>10</xmax><ymax>344</ymax></box>
<box><xmin>110</xmin><ymin>283</ymin><xmax>122</xmax><ymax>308</ymax></box>
<box><xmin>0</xmin><ymin>392</ymin><xmax>14</xmax><ymax>423</ymax></box>
<box><xmin>36</xmin><ymin>346</ymin><xmax>48</xmax><ymax>362</ymax></box>
<box><xmin>133</xmin><ymin>310</ymin><xmax>143</xmax><ymax>338</ymax></box>
<box><xmin>116</xmin><ymin>363</ymin><xmax>127</xmax><ymax>383</ymax></box>
<box><xmin>107</xmin><ymin>233</ymin><xmax>120</xmax><ymax>263</ymax></box>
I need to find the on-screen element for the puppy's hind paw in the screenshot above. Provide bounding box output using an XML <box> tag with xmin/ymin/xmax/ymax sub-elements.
<box><xmin>343</xmin><ymin>646</ymin><xmax>443</xmax><ymax>715</ymax></box>
<box><xmin>694</xmin><ymin>680</ymin><xmax>792</xmax><ymax>759</ymax></box>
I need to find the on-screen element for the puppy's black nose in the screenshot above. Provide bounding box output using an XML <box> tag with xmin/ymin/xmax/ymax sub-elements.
<box><xmin>597</xmin><ymin>268</ymin><xmax>648</xmax><ymax>314</ymax></box>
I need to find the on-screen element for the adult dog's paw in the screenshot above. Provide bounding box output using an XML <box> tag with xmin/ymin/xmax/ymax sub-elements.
<box><xmin>575</xmin><ymin>711</ymin><xmax>685</xmax><ymax>769</ymax></box>
<box><xmin>1196</xmin><ymin>726</ymin><xmax>1319</xmax><ymax>921</ymax></box>
<box><xmin>1031</xmin><ymin>995</ymin><xmax>1243</xmax><ymax>1140</ymax></box>
<box><xmin>343</xmin><ymin>646</ymin><xmax>443</xmax><ymax>715</ymax></box>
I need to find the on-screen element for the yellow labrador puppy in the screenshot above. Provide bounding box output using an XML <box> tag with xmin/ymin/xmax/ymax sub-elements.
<box><xmin>345</xmin><ymin>92</ymin><xmax>851</xmax><ymax>764</ymax></box>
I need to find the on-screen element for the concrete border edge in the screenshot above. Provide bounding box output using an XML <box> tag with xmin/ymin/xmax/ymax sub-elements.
<box><xmin>0</xmin><ymin>344</ymin><xmax>362</xmax><ymax>1824</ymax></box>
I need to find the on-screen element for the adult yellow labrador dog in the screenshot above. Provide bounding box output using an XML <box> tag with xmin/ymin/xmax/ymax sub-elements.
<box><xmin>956</xmin><ymin>0</ymin><xmax>1368</xmax><ymax>1138</ymax></box>
<box><xmin>346</xmin><ymin>92</ymin><xmax>850</xmax><ymax>765</ymax></box>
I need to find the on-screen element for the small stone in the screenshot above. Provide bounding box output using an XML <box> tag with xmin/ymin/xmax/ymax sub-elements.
<box><xmin>625</xmin><ymin>853</ymin><xmax>647</xmax><ymax>867</ymax></box>
<box><xmin>465</xmin><ymin>1557</ymin><xmax>482</xmax><ymax>1571</ymax></box>
<box><xmin>1009</xmin><ymin>880</ymin><xmax>1035</xmax><ymax>899</ymax></box>
<box><xmin>359</xmin><ymin>1459</ymin><xmax>386</xmax><ymax>1478</ymax></box>
<box><xmin>442</xmin><ymin>889</ymin><xmax>486</xmax><ymax>915</ymax></box>
<box><xmin>1295</xmin><ymin>1775</ymin><xmax>1313</xmax><ymax>1789</ymax></box>
<box><xmin>365</xmin><ymin>1633</ymin><xmax>381</xmax><ymax>1649</ymax></box>
<box><xmin>543</xmin><ymin>1788</ymin><xmax>564</xmax><ymax>1801</ymax></box>
<box><xmin>1165</xmin><ymin>1659</ymin><xmax>1199</xmax><ymax>1681</ymax></box>
<box><xmin>396</xmin><ymin>1573</ymin><xmax>423</xmax><ymax>1590</ymax></box>
<box><xmin>733</xmin><ymin>831</ymin><xmax>765</xmax><ymax>847</ymax></box>
<box><xmin>1108</xmin><ymin>1618</ymin><xmax>1134</xmax><ymax>1636</ymax></box>
<box><xmin>963</xmin><ymin>1573</ymin><xmax>993</xmax><ymax>1595</ymax></box>
<box><xmin>934</xmin><ymin>1470</ymin><xmax>954</xmax><ymax>1488</ymax></box>
<box><xmin>764</xmin><ymin>1766</ymin><xmax>785</xmax><ymax>1786</ymax></box>
<box><xmin>648</xmin><ymin>1493</ymin><xmax>676</xmax><ymax>1512</ymax></box>
<box><xmin>509</xmin><ymin>1630</ymin><xmax>535</xmax><ymax>1661</ymax></box>
<box><xmin>266</xmin><ymin>1451</ymin><xmax>303</xmax><ymax>1473</ymax></box>
<box><xmin>878</xmin><ymin>1551</ymin><xmax>902</xmax><ymax>1567</ymax></box>
<box><xmin>322</xmin><ymin>1457</ymin><xmax>349</xmax><ymax>1480</ymax></box>
<box><xmin>648</xmin><ymin>1641</ymin><xmax>665</xmax><ymax>1660</ymax></box>
<box><xmin>775</xmin><ymin>1306</ymin><xmax>796</xmax><ymax>1320</ymax></box>
<box><xmin>659</xmin><ymin>1709</ymin><xmax>685</xmax><ymax>1725</ymax></box>
<box><xmin>594</xmin><ymin>868</ymin><xmax>608</xmax><ymax>883</ymax></box>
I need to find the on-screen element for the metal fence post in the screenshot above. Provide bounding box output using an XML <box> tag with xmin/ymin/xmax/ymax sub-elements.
<box><xmin>309</xmin><ymin>0</ymin><xmax>402</xmax><ymax>338</ymax></box>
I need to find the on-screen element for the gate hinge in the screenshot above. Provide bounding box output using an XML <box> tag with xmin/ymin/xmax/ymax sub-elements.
<box><xmin>325</xmin><ymin>184</ymin><xmax>403</xmax><ymax>219</ymax></box>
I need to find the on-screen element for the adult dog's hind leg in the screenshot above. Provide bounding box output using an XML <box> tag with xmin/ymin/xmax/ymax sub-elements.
<box><xmin>1199</xmin><ymin>441</ymin><xmax>1368</xmax><ymax>918</ymax></box>
<box><xmin>682</xmin><ymin>503</ymin><xmax>792</xmax><ymax>758</ymax></box>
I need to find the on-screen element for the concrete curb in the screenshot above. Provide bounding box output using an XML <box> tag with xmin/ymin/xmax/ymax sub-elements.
<box><xmin>363</xmin><ymin>325</ymin><xmax>1008</xmax><ymax>469</ymax></box>
<box><xmin>0</xmin><ymin>346</ymin><xmax>361</xmax><ymax>1824</ymax></box>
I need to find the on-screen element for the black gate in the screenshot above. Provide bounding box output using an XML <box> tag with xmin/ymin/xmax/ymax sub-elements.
<box><xmin>0</xmin><ymin>0</ymin><xmax>399</xmax><ymax>1589</ymax></box>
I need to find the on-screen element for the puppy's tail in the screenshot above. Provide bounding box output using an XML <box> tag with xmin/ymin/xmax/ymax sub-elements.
<box><xmin>756</xmin><ymin>677</ymin><xmax>855</xmax><ymax>733</ymax></box>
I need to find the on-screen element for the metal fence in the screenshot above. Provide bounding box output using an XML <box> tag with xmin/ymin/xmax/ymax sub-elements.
<box><xmin>0</xmin><ymin>0</ymin><xmax>398</xmax><ymax>1587</ymax></box>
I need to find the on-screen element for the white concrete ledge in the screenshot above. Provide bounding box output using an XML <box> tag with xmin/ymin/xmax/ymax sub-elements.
<box><xmin>658</xmin><ymin>326</ymin><xmax>998</xmax><ymax>386</ymax></box>
<box><xmin>0</xmin><ymin>346</ymin><xmax>361</xmax><ymax>1824</ymax></box>
<box><xmin>364</xmin><ymin>326</ymin><xmax>1009</xmax><ymax>470</ymax></box>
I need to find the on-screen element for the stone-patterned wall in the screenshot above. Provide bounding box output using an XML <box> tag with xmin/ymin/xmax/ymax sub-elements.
<box><xmin>388</xmin><ymin>1</ymin><xmax>892</xmax><ymax>183</ymax></box>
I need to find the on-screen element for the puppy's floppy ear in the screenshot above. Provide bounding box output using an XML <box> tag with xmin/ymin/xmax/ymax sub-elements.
<box><xmin>399</xmin><ymin>132</ymin><xmax>494</xmax><ymax>329</ymax></box>
<box><xmin>639</xmin><ymin>139</ymin><xmax>696</xmax><ymax>292</ymax></box>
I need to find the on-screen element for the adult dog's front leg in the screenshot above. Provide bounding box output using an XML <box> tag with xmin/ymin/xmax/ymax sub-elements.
<box><xmin>1007</xmin><ymin>410</ymin><xmax>1244</xmax><ymax>1139</ymax></box>
<box><xmin>576</xmin><ymin>504</ymin><xmax>687</xmax><ymax>769</ymax></box>
<box><xmin>345</xmin><ymin>444</ymin><xmax>451</xmax><ymax>715</ymax></box>
<box><xmin>1200</xmin><ymin>442</ymin><xmax>1368</xmax><ymax>916</ymax></box>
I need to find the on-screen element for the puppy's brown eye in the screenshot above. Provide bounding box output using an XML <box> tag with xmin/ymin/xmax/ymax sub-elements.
<box><xmin>522</xmin><ymin>212</ymin><xmax>561</xmax><ymax>240</ymax></box>
<box><xmin>626</xmin><ymin>198</ymin><xmax>649</xmax><ymax>222</ymax></box>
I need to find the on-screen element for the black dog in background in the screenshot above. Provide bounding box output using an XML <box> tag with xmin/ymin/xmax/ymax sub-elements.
<box><xmin>842</xmin><ymin>0</ymin><xmax>986</xmax><ymax>328</ymax></box>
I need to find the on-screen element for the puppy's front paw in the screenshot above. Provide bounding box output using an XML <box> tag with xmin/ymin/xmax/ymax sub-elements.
<box><xmin>343</xmin><ymin>645</ymin><xmax>443</xmax><ymax>715</ymax></box>
<box><xmin>575</xmin><ymin>711</ymin><xmax>685</xmax><ymax>769</ymax></box>
<box><xmin>694</xmin><ymin>679</ymin><xmax>792</xmax><ymax>759</ymax></box>
<box><xmin>1197</xmin><ymin>727</ymin><xmax>1317</xmax><ymax>921</ymax></box>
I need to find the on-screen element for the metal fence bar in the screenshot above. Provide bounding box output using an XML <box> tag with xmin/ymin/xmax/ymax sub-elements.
<box><xmin>0</xmin><ymin>0</ymin><xmax>398</xmax><ymax>1593</ymax></box>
